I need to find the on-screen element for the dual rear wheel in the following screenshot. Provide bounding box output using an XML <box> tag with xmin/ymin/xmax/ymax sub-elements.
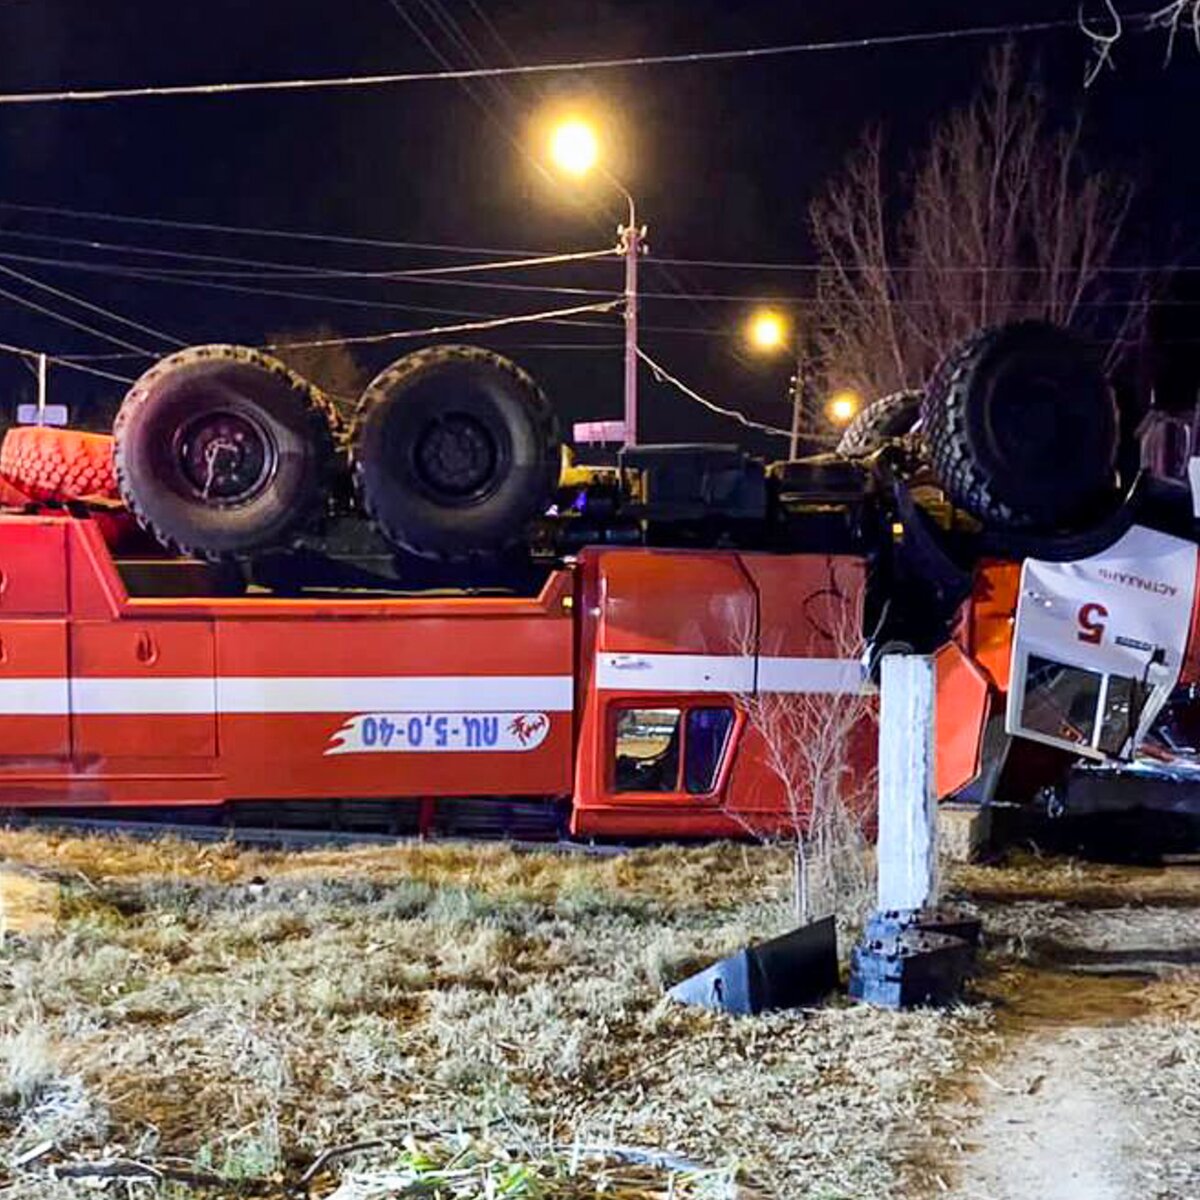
<box><xmin>109</xmin><ymin>344</ymin><xmax>560</xmax><ymax>562</ymax></box>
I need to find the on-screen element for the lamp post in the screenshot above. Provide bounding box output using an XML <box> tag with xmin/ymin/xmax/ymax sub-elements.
<box><xmin>746</xmin><ymin>309</ymin><xmax>805</xmax><ymax>460</ymax></box>
<box><xmin>549</xmin><ymin>117</ymin><xmax>644</xmax><ymax>446</ymax></box>
<box><xmin>746</xmin><ymin>310</ymin><xmax>864</xmax><ymax>456</ymax></box>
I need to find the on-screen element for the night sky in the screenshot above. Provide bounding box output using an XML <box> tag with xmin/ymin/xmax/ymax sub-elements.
<box><xmin>1</xmin><ymin>0</ymin><xmax>1199</xmax><ymax>456</ymax></box>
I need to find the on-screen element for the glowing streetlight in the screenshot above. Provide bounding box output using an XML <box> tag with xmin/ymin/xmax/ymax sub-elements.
<box><xmin>827</xmin><ymin>389</ymin><xmax>862</xmax><ymax>426</ymax></box>
<box><xmin>549</xmin><ymin>119</ymin><xmax>600</xmax><ymax>177</ymax></box>
<box><xmin>746</xmin><ymin>309</ymin><xmax>789</xmax><ymax>354</ymax></box>
<box><xmin>546</xmin><ymin>112</ymin><xmax>643</xmax><ymax>447</ymax></box>
<box><xmin>745</xmin><ymin>307</ymin><xmax>805</xmax><ymax>458</ymax></box>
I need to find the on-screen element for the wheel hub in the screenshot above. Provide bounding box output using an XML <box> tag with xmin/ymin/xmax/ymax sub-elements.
<box><xmin>177</xmin><ymin>411</ymin><xmax>274</xmax><ymax>503</ymax></box>
<box><xmin>414</xmin><ymin>413</ymin><xmax>498</xmax><ymax>500</ymax></box>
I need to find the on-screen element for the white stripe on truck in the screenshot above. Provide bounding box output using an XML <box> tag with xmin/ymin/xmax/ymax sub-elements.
<box><xmin>596</xmin><ymin>652</ymin><xmax>864</xmax><ymax>694</ymax></box>
<box><xmin>0</xmin><ymin>675</ymin><xmax>575</xmax><ymax>716</ymax></box>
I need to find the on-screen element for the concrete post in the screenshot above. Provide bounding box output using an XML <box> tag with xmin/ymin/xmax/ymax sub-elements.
<box><xmin>876</xmin><ymin>654</ymin><xmax>938</xmax><ymax>912</ymax></box>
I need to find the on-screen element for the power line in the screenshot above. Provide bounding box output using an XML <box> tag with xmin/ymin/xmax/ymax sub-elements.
<box><xmin>0</xmin><ymin>230</ymin><xmax>616</xmax><ymax>289</ymax></box>
<box><xmin>0</xmin><ymin>250</ymin><xmax>1175</xmax><ymax>314</ymax></box>
<box><xmin>0</xmin><ymin>250</ymin><xmax>623</xmax><ymax>323</ymax></box>
<box><xmin>0</xmin><ymin>201</ymin><xmax>554</xmax><ymax>258</ymax></box>
<box><xmin>376</xmin><ymin>0</ymin><xmax>642</xmax><ymax>297</ymax></box>
<box><xmin>264</xmin><ymin>299</ymin><xmax>622</xmax><ymax>349</ymax></box>
<box><xmin>0</xmin><ymin>246</ymin><xmax>621</xmax><ymax>298</ymax></box>
<box><xmin>0</xmin><ymin>18</ymin><xmax>1084</xmax><ymax>105</ymax></box>
<box><xmin>164</xmin><ymin>246</ymin><xmax>615</xmax><ymax>278</ymax></box>
<box><xmin>0</xmin><ymin>231</ymin><xmax>1177</xmax><ymax>298</ymax></box>
<box><xmin>637</xmin><ymin>347</ymin><xmax>790</xmax><ymax>440</ymax></box>
<box><xmin>650</xmin><ymin>255</ymin><xmax>1170</xmax><ymax>276</ymax></box>
<box><xmin>2</xmin><ymin>201</ymin><xmax>1187</xmax><ymax>277</ymax></box>
<box><xmin>0</xmin><ymin>281</ymin><xmax>156</xmax><ymax>354</ymax></box>
<box><xmin>0</xmin><ymin>339</ymin><xmax>136</xmax><ymax>384</ymax></box>
<box><xmin>491</xmin><ymin>341</ymin><xmax>625</xmax><ymax>351</ymax></box>
<box><xmin>0</xmin><ymin>260</ymin><xmax>184</xmax><ymax>347</ymax></box>
<box><xmin>378</xmin><ymin>0</ymin><xmax>555</xmax><ymax>196</ymax></box>
<box><xmin>49</xmin><ymin>357</ymin><xmax>137</xmax><ymax>385</ymax></box>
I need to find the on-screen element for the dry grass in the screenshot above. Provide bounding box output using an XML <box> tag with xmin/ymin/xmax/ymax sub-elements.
<box><xmin>0</xmin><ymin>828</ymin><xmax>789</xmax><ymax>902</ymax></box>
<box><xmin>0</xmin><ymin>830</ymin><xmax>990</xmax><ymax>1199</ymax></box>
<box><xmin>1139</xmin><ymin>970</ymin><xmax>1200</xmax><ymax>1022</ymax></box>
<box><xmin>949</xmin><ymin>850</ymin><xmax>1200</xmax><ymax>908</ymax></box>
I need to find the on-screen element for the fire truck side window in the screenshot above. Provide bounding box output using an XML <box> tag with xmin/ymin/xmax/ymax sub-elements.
<box><xmin>614</xmin><ymin>708</ymin><xmax>682</xmax><ymax>792</ymax></box>
<box><xmin>684</xmin><ymin>708</ymin><xmax>735</xmax><ymax>794</ymax></box>
<box><xmin>1097</xmin><ymin>674</ymin><xmax>1149</xmax><ymax>756</ymax></box>
<box><xmin>1020</xmin><ymin>654</ymin><xmax>1102</xmax><ymax>747</ymax></box>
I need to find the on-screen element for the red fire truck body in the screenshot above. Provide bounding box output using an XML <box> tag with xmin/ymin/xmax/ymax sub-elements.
<box><xmin>5</xmin><ymin>323</ymin><xmax>1198</xmax><ymax>839</ymax></box>
<box><xmin>0</xmin><ymin>513</ymin><xmax>869</xmax><ymax>838</ymax></box>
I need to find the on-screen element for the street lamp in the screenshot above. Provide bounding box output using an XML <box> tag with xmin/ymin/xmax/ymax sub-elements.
<box><xmin>745</xmin><ymin>307</ymin><xmax>805</xmax><ymax>460</ymax></box>
<box><xmin>746</xmin><ymin>309</ymin><xmax>788</xmax><ymax>354</ymax></box>
<box><xmin>549</xmin><ymin>119</ymin><xmax>599</xmax><ymax>177</ymax></box>
<box><xmin>548</xmin><ymin>115</ymin><xmax>644</xmax><ymax>447</ymax></box>
<box><xmin>827</xmin><ymin>389</ymin><xmax>862</xmax><ymax>427</ymax></box>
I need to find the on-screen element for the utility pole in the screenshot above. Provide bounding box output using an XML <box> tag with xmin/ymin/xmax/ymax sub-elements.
<box><xmin>618</xmin><ymin>191</ymin><xmax>643</xmax><ymax>447</ymax></box>
<box><xmin>544</xmin><ymin>117</ymin><xmax>642</xmax><ymax>447</ymax></box>
<box><xmin>788</xmin><ymin>345</ymin><xmax>804</xmax><ymax>461</ymax></box>
<box><xmin>36</xmin><ymin>353</ymin><xmax>47</xmax><ymax>425</ymax></box>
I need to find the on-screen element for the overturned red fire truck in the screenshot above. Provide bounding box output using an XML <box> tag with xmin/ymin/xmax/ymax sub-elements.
<box><xmin>0</xmin><ymin>322</ymin><xmax>1194</xmax><ymax>838</ymax></box>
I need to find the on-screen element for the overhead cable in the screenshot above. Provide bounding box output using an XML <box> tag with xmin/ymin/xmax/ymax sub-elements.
<box><xmin>0</xmin><ymin>244</ymin><xmax>629</xmax><ymax>299</ymax></box>
<box><xmin>0</xmin><ymin>201</ymin><xmax>553</xmax><ymax>257</ymax></box>
<box><xmin>378</xmin><ymin>0</ymin><xmax>545</xmax><ymax>188</ymax></box>
<box><xmin>264</xmin><ymin>299</ymin><xmax>621</xmax><ymax>349</ymax></box>
<box><xmin>0</xmin><ymin>252</ymin><xmax>623</xmax><ymax>323</ymax></box>
<box><xmin>0</xmin><ymin>18</ymin><xmax>1084</xmax><ymax>106</ymax></box>
<box><xmin>0</xmin><ymin>282</ymin><xmax>156</xmax><ymax>354</ymax></box>
<box><xmin>0</xmin><ymin>251</ymin><xmax>1169</xmax><ymax>314</ymax></box>
<box><xmin>650</xmin><ymin>256</ymin><xmax>1169</xmax><ymax>276</ymax></box>
<box><xmin>0</xmin><ymin>260</ymin><xmax>184</xmax><ymax>347</ymax></box>
<box><xmin>0</xmin><ymin>209</ymin><xmax>1178</xmax><ymax>277</ymax></box>
<box><xmin>636</xmin><ymin>347</ymin><xmax>790</xmax><ymax>440</ymax></box>
<box><xmin>0</xmin><ymin>339</ymin><xmax>136</xmax><ymax>384</ymax></box>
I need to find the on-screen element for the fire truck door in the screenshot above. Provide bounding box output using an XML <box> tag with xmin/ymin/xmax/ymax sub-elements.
<box><xmin>1006</xmin><ymin>526</ymin><xmax>1197</xmax><ymax>760</ymax></box>
<box><xmin>71</xmin><ymin>621</ymin><xmax>217</xmax><ymax>760</ymax></box>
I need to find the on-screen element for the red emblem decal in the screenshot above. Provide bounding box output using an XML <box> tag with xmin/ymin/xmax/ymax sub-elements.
<box><xmin>508</xmin><ymin>713</ymin><xmax>548</xmax><ymax>745</ymax></box>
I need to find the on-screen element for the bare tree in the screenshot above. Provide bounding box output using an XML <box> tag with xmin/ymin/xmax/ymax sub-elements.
<box><xmin>809</xmin><ymin>46</ymin><xmax>1142</xmax><ymax>401</ymax></box>
<box><xmin>729</xmin><ymin>563</ymin><xmax>876</xmax><ymax>926</ymax></box>
<box><xmin>1146</xmin><ymin>1</ymin><xmax>1200</xmax><ymax>55</ymax></box>
<box><xmin>1081</xmin><ymin>2</ymin><xmax>1200</xmax><ymax>83</ymax></box>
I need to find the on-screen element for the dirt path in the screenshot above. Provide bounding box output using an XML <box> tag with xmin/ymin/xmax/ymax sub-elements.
<box><xmin>958</xmin><ymin>1026</ymin><xmax>1134</xmax><ymax>1200</ymax></box>
<box><xmin>943</xmin><ymin>882</ymin><xmax>1200</xmax><ymax>1200</ymax></box>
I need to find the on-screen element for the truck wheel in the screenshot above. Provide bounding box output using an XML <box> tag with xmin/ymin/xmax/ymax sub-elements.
<box><xmin>351</xmin><ymin>345</ymin><xmax>560</xmax><ymax>560</ymax></box>
<box><xmin>921</xmin><ymin>321</ymin><xmax>1118</xmax><ymax>530</ymax></box>
<box><xmin>0</xmin><ymin>427</ymin><xmax>118</xmax><ymax>502</ymax></box>
<box><xmin>836</xmin><ymin>391</ymin><xmax>923</xmax><ymax>456</ymax></box>
<box><xmin>114</xmin><ymin>345</ymin><xmax>341</xmax><ymax>560</ymax></box>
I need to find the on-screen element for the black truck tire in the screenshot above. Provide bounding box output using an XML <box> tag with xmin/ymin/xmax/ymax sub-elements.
<box><xmin>114</xmin><ymin>345</ymin><xmax>341</xmax><ymax>560</ymax></box>
<box><xmin>837</xmin><ymin>390</ymin><xmax>923</xmax><ymax>456</ymax></box>
<box><xmin>921</xmin><ymin>321</ymin><xmax>1118</xmax><ymax>530</ymax></box>
<box><xmin>351</xmin><ymin>345</ymin><xmax>560</xmax><ymax>560</ymax></box>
